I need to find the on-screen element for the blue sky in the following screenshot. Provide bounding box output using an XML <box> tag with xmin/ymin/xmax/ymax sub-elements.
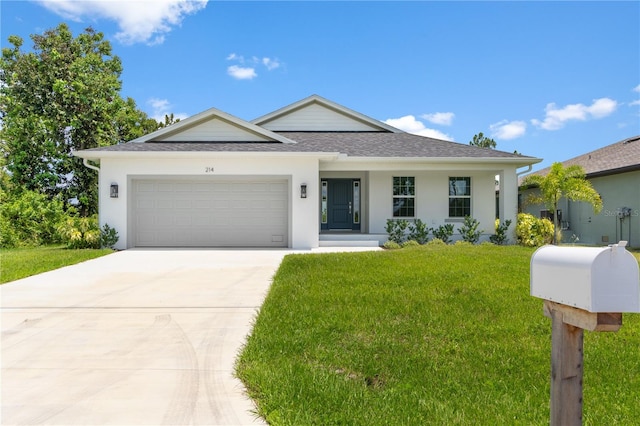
<box><xmin>2</xmin><ymin>1</ymin><xmax>639</xmax><ymax>171</ymax></box>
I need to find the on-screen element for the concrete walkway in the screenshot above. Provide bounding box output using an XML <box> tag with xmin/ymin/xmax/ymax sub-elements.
<box><xmin>1</xmin><ymin>247</ymin><xmax>379</xmax><ymax>425</ymax></box>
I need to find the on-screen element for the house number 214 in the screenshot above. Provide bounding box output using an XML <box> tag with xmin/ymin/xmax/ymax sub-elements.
<box><xmin>205</xmin><ymin>167</ymin><xmax>214</xmax><ymax>173</ymax></box>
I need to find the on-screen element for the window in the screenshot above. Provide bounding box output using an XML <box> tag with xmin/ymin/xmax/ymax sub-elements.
<box><xmin>540</xmin><ymin>209</ymin><xmax>553</xmax><ymax>221</ymax></box>
<box><xmin>449</xmin><ymin>177</ymin><xmax>471</xmax><ymax>217</ymax></box>
<box><xmin>353</xmin><ymin>181</ymin><xmax>360</xmax><ymax>224</ymax></box>
<box><xmin>393</xmin><ymin>176</ymin><xmax>415</xmax><ymax>217</ymax></box>
<box><xmin>321</xmin><ymin>180</ymin><xmax>328</xmax><ymax>223</ymax></box>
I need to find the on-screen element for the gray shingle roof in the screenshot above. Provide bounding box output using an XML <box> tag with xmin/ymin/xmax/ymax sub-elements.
<box><xmin>526</xmin><ymin>135</ymin><xmax>640</xmax><ymax>178</ymax></box>
<box><xmin>80</xmin><ymin>131</ymin><xmax>533</xmax><ymax>160</ymax></box>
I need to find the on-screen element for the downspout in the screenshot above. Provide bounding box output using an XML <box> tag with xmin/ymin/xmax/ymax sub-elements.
<box><xmin>516</xmin><ymin>164</ymin><xmax>533</xmax><ymax>177</ymax></box>
<box><xmin>514</xmin><ymin>164</ymin><xmax>534</xmax><ymax>213</ymax></box>
<box><xmin>83</xmin><ymin>158</ymin><xmax>100</xmax><ymax>172</ymax></box>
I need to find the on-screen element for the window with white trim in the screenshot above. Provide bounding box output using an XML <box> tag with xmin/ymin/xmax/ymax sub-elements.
<box><xmin>449</xmin><ymin>177</ymin><xmax>471</xmax><ymax>217</ymax></box>
<box><xmin>393</xmin><ymin>176</ymin><xmax>415</xmax><ymax>217</ymax></box>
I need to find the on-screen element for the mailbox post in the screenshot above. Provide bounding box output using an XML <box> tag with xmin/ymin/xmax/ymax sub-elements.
<box><xmin>530</xmin><ymin>241</ymin><xmax>640</xmax><ymax>426</ymax></box>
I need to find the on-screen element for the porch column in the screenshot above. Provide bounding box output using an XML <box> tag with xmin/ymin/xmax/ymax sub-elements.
<box><xmin>498</xmin><ymin>167</ymin><xmax>518</xmax><ymax>242</ymax></box>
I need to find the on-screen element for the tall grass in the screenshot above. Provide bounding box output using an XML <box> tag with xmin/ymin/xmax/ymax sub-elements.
<box><xmin>237</xmin><ymin>245</ymin><xmax>640</xmax><ymax>425</ymax></box>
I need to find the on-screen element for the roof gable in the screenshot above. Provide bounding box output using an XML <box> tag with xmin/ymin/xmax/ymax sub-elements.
<box><xmin>252</xmin><ymin>94</ymin><xmax>402</xmax><ymax>133</ymax></box>
<box><xmin>130</xmin><ymin>107</ymin><xmax>296</xmax><ymax>144</ymax></box>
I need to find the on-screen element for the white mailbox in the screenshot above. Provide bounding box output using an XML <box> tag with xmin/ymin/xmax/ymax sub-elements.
<box><xmin>530</xmin><ymin>241</ymin><xmax>640</xmax><ymax>313</ymax></box>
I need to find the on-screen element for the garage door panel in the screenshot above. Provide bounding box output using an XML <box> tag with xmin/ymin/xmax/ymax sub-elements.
<box><xmin>156</xmin><ymin>183</ymin><xmax>172</xmax><ymax>192</ymax></box>
<box><xmin>133</xmin><ymin>178</ymin><xmax>288</xmax><ymax>247</ymax></box>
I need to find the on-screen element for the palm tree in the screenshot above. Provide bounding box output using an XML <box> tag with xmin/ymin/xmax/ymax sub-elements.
<box><xmin>521</xmin><ymin>162</ymin><xmax>602</xmax><ymax>244</ymax></box>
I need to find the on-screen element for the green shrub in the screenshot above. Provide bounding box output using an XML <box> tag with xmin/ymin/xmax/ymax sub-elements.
<box><xmin>426</xmin><ymin>238</ymin><xmax>446</xmax><ymax>246</ymax></box>
<box><xmin>432</xmin><ymin>224</ymin><xmax>454</xmax><ymax>243</ymax></box>
<box><xmin>57</xmin><ymin>215</ymin><xmax>102</xmax><ymax>249</ymax></box>
<box><xmin>490</xmin><ymin>219</ymin><xmax>512</xmax><ymax>245</ymax></box>
<box><xmin>385</xmin><ymin>219</ymin><xmax>409</xmax><ymax>244</ymax></box>
<box><xmin>516</xmin><ymin>213</ymin><xmax>554</xmax><ymax>247</ymax></box>
<box><xmin>401</xmin><ymin>239</ymin><xmax>420</xmax><ymax>248</ymax></box>
<box><xmin>0</xmin><ymin>189</ymin><xmax>66</xmax><ymax>247</ymax></box>
<box><xmin>454</xmin><ymin>240</ymin><xmax>473</xmax><ymax>246</ymax></box>
<box><xmin>408</xmin><ymin>219</ymin><xmax>431</xmax><ymax>244</ymax></box>
<box><xmin>100</xmin><ymin>224</ymin><xmax>119</xmax><ymax>249</ymax></box>
<box><xmin>383</xmin><ymin>240</ymin><xmax>401</xmax><ymax>250</ymax></box>
<box><xmin>458</xmin><ymin>216</ymin><xmax>483</xmax><ymax>244</ymax></box>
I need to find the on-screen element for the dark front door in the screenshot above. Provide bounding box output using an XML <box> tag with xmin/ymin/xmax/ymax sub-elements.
<box><xmin>323</xmin><ymin>179</ymin><xmax>361</xmax><ymax>231</ymax></box>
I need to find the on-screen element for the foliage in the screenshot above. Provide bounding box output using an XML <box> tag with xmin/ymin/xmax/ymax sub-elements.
<box><xmin>432</xmin><ymin>224</ymin><xmax>454</xmax><ymax>243</ymax></box>
<box><xmin>237</xmin><ymin>245</ymin><xmax>640</xmax><ymax>424</ymax></box>
<box><xmin>57</xmin><ymin>215</ymin><xmax>101</xmax><ymax>249</ymax></box>
<box><xmin>457</xmin><ymin>216</ymin><xmax>483</xmax><ymax>244</ymax></box>
<box><xmin>158</xmin><ymin>113</ymin><xmax>181</xmax><ymax>128</ymax></box>
<box><xmin>100</xmin><ymin>224</ymin><xmax>119</xmax><ymax>249</ymax></box>
<box><xmin>385</xmin><ymin>219</ymin><xmax>409</xmax><ymax>244</ymax></box>
<box><xmin>426</xmin><ymin>238</ymin><xmax>446</xmax><ymax>246</ymax></box>
<box><xmin>1</xmin><ymin>246</ymin><xmax>112</xmax><ymax>284</ymax></box>
<box><xmin>469</xmin><ymin>132</ymin><xmax>497</xmax><ymax>149</ymax></box>
<box><xmin>0</xmin><ymin>24</ymin><xmax>159</xmax><ymax>215</ymax></box>
<box><xmin>407</xmin><ymin>219</ymin><xmax>431</xmax><ymax>244</ymax></box>
<box><xmin>0</xmin><ymin>189</ymin><xmax>66</xmax><ymax>247</ymax></box>
<box><xmin>401</xmin><ymin>239</ymin><xmax>420</xmax><ymax>248</ymax></box>
<box><xmin>490</xmin><ymin>219</ymin><xmax>513</xmax><ymax>245</ymax></box>
<box><xmin>382</xmin><ymin>241</ymin><xmax>401</xmax><ymax>250</ymax></box>
<box><xmin>521</xmin><ymin>162</ymin><xmax>602</xmax><ymax>244</ymax></box>
<box><xmin>516</xmin><ymin>213</ymin><xmax>554</xmax><ymax>247</ymax></box>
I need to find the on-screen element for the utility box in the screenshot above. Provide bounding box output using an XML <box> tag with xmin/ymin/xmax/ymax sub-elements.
<box><xmin>530</xmin><ymin>241</ymin><xmax>640</xmax><ymax>313</ymax></box>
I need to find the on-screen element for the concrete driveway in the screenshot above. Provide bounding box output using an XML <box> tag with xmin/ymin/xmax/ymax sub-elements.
<box><xmin>1</xmin><ymin>249</ymin><xmax>294</xmax><ymax>425</ymax></box>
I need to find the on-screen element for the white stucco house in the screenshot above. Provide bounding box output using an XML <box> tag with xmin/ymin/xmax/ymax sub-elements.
<box><xmin>75</xmin><ymin>95</ymin><xmax>541</xmax><ymax>250</ymax></box>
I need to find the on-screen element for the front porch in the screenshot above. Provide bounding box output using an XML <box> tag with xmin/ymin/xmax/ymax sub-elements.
<box><xmin>316</xmin><ymin>166</ymin><xmax>520</xmax><ymax>248</ymax></box>
<box><xmin>319</xmin><ymin>232</ymin><xmax>385</xmax><ymax>247</ymax></box>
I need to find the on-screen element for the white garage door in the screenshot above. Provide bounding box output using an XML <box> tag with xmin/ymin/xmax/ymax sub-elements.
<box><xmin>132</xmin><ymin>178</ymin><xmax>288</xmax><ymax>247</ymax></box>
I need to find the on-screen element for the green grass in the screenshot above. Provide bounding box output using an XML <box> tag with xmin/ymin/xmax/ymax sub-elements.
<box><xmin>0</xmin><ymin>245</ymin><xmax>113</xmax><ymax>284</ymax></box>
<box><xmin>237</xmin><ymin>244</ymin><xmax>640</xmax><ymax>425</ymax></box>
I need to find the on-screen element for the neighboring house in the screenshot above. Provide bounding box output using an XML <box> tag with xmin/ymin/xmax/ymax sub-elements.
<box><xmin>75</xmin><ymin>95</ymin><xmax>540</xmax><ymax>250</ymax></box>
<box><xmin>519</xmin><ymin>135</ymin><xmax>640</xmax><ymax>247</ymax></box>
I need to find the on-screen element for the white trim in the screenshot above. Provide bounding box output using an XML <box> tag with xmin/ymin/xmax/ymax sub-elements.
<box><xmin>330</xmin><ymin>156</ymin><xmax>543</xmax><ymax>166</ymax></box>
<box><xmin>251</xmin><ymin>94</ymin><xmax>403</xmax><ymax>133</ymax></box>
<box><xmin>128</xmin><ymin>107</ymin><xmax>297</xmax><ymax>144</ymax></box>
<box><xmin>74</xmin><ymin>150</ymin><xmax>340</xmax><ymax>161</ymax></box>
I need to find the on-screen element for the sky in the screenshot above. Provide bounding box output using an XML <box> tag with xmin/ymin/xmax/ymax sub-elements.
<box><xmin>2</xmin><ymin>0</ymin><xmax>639</xmax><ymax>172</ymax></box>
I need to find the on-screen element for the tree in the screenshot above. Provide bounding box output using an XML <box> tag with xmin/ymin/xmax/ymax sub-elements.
<box><xmin>521</xmin><ymin>162</ymin><xmax>602</xmax><ymax>244</ymax></box>
<box><xmin>158</xmin><ymin>113</ymin><xmax>181</xmax><ymax>128</ymax></box>
<box><xmin>0</xmin><ymin>24</ymin><xmax>158</xmax><ymax>215</ymax></box>
<box><xmin>469</xmin><ymin>132</ymin><xmax>497</xmax><ymax>149</ymax></box>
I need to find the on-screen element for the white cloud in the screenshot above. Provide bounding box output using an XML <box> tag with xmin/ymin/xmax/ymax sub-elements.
<box><xmin>421</xmin><ymin>112</ymin><xmax>455</xmax><ymax>126</ymax></box>
<box><xmin>147</xmin><ymin>97</ymin><xmax>188</xmax><ymax>122</ymax></box>
<box><xmin>262</xmin><ymin>57</ymin><xmax>281</xmax><ymax>71</ymax></box>
<box><xmin>225</xmin><ymin>54</ymin><xmax>282</xmax><ymax>80</ymax></box>
<box><xmin>384</xmin><ymin>115</ymin><xmax>454</xmax><ymax>141</ymax></box>
<box><xmin>36</xmin><ymin>0</ymin><xmax>208</xmax><ymax>45</ymax></box>
<box><xmin>630</xmin><ymin>85</ymin><xmax>640</xmax><ymax>106</ymax></box>
<box><xmin>489</xmin><ymin>120</ymin><xmax>527</xmax><ymax>140</ymax></box>
<box><xmin>531</xmin><ymin>97</ymin><xmax>618</xmax><ymax>130</ymax></box>
<box><xmin>227</xmin><ymin>65</ymin><xmax>257</xmax><ymax>80</ymax></box>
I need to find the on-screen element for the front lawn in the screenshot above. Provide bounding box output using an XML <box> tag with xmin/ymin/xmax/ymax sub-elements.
<box><xmin>0</xmin><ymin>246</ymin><xmax>113</xmax><ymax>284</ymax></box>
<box><xmin>237</xmin><ymin>244</ymin><xmax>640</xmax><ymax>425</ymax></box>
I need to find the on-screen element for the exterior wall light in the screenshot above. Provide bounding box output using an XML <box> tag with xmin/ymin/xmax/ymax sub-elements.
<box><xmin>300</xmin><ymin>183</ymin><xmax>307</xmax><ymax>199</ymax></box>
<box><xmin>110</xmin><ymin>183</ymin><xmax>119</xmax><ymax>198</ymax></box>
